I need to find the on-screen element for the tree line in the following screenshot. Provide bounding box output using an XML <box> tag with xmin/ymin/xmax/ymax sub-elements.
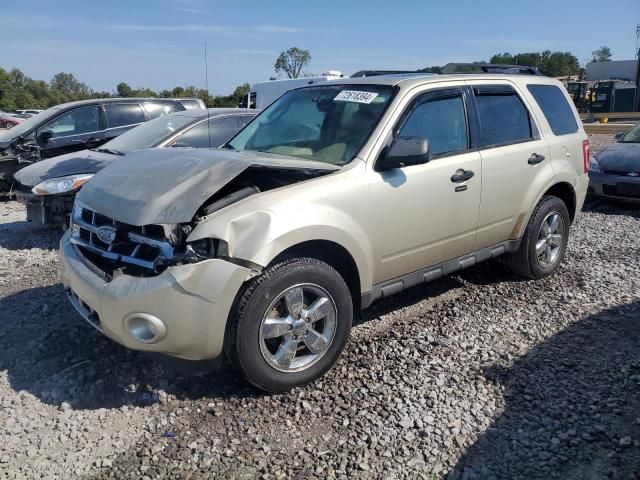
<box><xmin>0</xmin><ymin>66</ymin><xmax>248</xmax><ymax>112</ymax></box>
<box><xmin>0</xmin><ymin>45</ymin><xmax>614</xmax><ymax>110</ymax></box>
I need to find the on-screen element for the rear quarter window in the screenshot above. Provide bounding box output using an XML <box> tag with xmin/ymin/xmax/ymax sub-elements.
<box><xmin>527</xmin><ymin>84</ymin><xmax>578</xmax><ymax>136</ymax></box>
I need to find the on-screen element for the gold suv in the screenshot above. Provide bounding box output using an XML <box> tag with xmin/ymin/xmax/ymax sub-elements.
<box><xmin>60</xmin><ymin>73</ymin><xmax>589</xmax><ymax>391</ymax></box>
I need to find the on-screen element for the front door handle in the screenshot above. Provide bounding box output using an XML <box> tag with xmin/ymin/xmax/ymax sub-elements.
<box><xmin>451</xmin><ymin>169</ymin><xmax>474</xmax><ymax>183</ymax></box>
<box><xmin>528</xmin><ymin>153</ymin><xmax>546</xmax><ymax>165</ymax></box>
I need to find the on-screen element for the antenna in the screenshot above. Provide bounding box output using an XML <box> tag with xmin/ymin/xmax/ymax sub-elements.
<box><xmin>204</xmin><ymin>41</ymin><xmax>211</xmax><ymax>148</ymax></box>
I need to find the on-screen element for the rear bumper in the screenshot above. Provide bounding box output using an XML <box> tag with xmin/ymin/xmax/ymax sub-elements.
<box><xmin>588</xmin><ymin>172</ymin><xmax>640</xmax><ymax>204</ymax></box>
<box><xmin>60</xmin><ymin>230</ymin><xmax>253</xmax><ymax>360</ymax></box>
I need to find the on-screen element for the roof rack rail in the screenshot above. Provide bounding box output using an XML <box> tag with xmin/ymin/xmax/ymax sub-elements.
<box><xmin>350</xmin><ymin>70</ymin><xmax>423</xmax><ymax>78</ymax></box>
<box><xmin>440</xmin><ymin>63</ymin><xmax>544</xmax><ymax>76</ymax></box>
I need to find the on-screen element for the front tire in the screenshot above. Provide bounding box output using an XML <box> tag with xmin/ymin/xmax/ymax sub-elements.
<box><xmin>507</xmin><ymin>195</ymin><xmax>570</xmax><ymax>279</ymax></box>
<box><xmin>226</xmin><ymin>257</ymin><xmax>353</xmax><ymax>392</ymax></box>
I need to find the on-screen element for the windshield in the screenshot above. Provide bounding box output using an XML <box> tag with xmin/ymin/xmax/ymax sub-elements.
<box><xmin>620</xmin><ymin>122</ymin><xmax>640</xmax><ymax>143</ymax></box>
<box><xmin>228</xmin><ymin>84</ymin><xmax>394</xmax><ymax>165</ymax></box>
<box><xmin>100</xmin><ymin>113</ymin><xmax>199</xmax><ymax>154</ymax></box>
<box><xmin>0</xmin><ymin>107</ymin><xmax>61</xmax><ymax>141</ymax></box>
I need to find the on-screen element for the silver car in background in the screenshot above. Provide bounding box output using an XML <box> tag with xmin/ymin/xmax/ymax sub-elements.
<box><xmin>588</xmin><ymin>122</ymin><xmax>640</xmax><ymax>203</ymax></box>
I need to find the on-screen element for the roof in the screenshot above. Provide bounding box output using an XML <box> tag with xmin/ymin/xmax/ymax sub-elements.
<box><xmin>291</xmin><ymin>73</ymin><xmax>558</xmax><ymax>91</ymax></box>
<box><xmin>49</xmin><ymin>97</ymin><xmax>201</xmax><ymax>110</ymax></box>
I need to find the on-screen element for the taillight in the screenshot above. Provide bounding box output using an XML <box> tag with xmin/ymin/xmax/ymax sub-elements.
<box><xmin>582</xmin><ymin>139</ymin><xmax>590</xmax><ymax>173</ymax></box>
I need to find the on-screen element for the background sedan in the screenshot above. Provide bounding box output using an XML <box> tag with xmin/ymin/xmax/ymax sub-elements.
<box><xmin>589</xmin><ymin>122</ymin><xmax>640</xmax><ymax>204</ymax></box>
<box><xmin>13</xmin><ymin>108</ymin><xmax>258</xmax><ymax>227</ymax></box>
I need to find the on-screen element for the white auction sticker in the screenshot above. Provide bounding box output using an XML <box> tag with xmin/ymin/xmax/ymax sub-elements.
<box><xmin>334</xmin><ymin>90</ymin><xmax>379</xmax><ymax>104</ymax></box>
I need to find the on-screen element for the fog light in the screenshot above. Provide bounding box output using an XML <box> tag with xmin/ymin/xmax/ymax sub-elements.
<box><xmin>124</xmin><ymin>313</ymin><xmax>167</xmax><ymax>344</ymax></box>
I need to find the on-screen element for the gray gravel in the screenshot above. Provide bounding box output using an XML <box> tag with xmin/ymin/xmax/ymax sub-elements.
<box><xmin>1</xmin><ymin>133</ymin><xmax>639</xmax><ymax>479</ymax></box>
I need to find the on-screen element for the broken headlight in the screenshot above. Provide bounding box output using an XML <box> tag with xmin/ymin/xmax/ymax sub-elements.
<box><xmin>186</xmin><ymin>238</ymin><xmax>229</xmax><ymax>260</ymax></box>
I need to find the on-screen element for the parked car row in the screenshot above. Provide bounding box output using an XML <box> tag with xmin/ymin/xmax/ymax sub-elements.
<box><xmin>0</xmin><ymin>97</ymin><xmax>202</xmax><ymax>192</ymax></box>
<box><xmin>14</xmin><ymin>108</ymin><xmax>257</xmax><ymax>227</ymax></box>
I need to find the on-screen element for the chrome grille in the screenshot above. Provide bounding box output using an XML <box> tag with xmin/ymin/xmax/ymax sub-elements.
<box><xmin>70</xmin><ymin>201</ymin><xmax>175</xmax><ymax>274</ymax></box>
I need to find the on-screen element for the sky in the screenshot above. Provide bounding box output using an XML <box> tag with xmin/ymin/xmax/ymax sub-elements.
<box><xmin>2</xmin><ymin>0</ymin><xmax>639</xmax><ymax>95</ymax></box>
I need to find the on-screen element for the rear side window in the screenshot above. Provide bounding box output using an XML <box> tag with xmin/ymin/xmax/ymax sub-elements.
<box><xmin>104</xmin><ymin>103</ymin><xmax>145</xmax><ymax>128</ymax></box>
<box><xmin>143</xmin><ymin>102</ymin><xmax>178</xmax><ymax>119</ymax></box>
<box><xmin>527</xmin><ymin>84</ymin><xmax>578</xmax><ymax>136</ymax></box>
<box><xmin>474</xmin><ymin>86</ymin><xmax>533</xmax><ymax>147</ymax></box>
<box><xmin>175</xmin><ymin>117</ymin><xmax>242</xmax><ymax>148</ymax></box>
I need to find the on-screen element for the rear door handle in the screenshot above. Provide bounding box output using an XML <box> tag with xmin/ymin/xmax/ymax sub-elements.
<box><xmin>451</xmin><ymin>169</ymin><xmax>474</xmax><ymax>183</ymax></box>
<box><xmin>528</xmin><ymin>153</ymin><xmax>545</xmax><ymax>165</ymax></box>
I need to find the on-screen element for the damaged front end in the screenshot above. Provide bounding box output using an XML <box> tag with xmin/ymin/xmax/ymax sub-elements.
<box><xmin>69</xmin><ymin>200</ymin><xmax>226</xmax><ymax>279</ymax></box>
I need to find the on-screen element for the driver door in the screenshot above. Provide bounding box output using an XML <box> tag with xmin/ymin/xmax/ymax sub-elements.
<box><xmin>36</xmin><ymin>105</ymin><xmax>105</xmax><ymax>158</ymax></box>
<box><xmin>368</xmin><ymin>87</ymin><xmax>482</xmax><ymax>284</ymax></box>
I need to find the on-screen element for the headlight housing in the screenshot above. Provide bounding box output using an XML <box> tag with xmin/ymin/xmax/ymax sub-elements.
<box><xmin>32</xmin><ymin>173</ymin><xmax>94</xmax><ymax>195</ymax></box>
<box><xmin>588</xmin><ymin>156</ymin><xmax>601</xmax><ymax>173</ymax></box>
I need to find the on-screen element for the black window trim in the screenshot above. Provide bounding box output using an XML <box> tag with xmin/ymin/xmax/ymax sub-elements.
<box><xmin>469</xmin><ymin>83</ymin><xmax>540</xmax><ymax>151</ymax></box>
<box><xmin>389</xmin><ymin>86</ymin><xmax>473</xmax><ymax>162</ymax></box>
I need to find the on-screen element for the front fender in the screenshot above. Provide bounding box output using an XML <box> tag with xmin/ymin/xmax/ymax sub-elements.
<box><xmin>188</xmin><ymin>205</ymin><xmax>374</xmax><ymax>294</ymax></box>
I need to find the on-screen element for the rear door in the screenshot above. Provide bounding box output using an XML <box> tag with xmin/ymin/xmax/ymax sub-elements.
<box><xmin>36</xmin><ymin>105</ymin><xmax>104</xmax><ymax>158</ymax></box>
<box><xmin>103</xmin><ymin>103</ymin><xmax>146</xmax><ymax>141</ymax></box>
<box><xmin>466</xmin><ymin>81</ymin><xmax>554</xmax><ymax>250</ymax></box>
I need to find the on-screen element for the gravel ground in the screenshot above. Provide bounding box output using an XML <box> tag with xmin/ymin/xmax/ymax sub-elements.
<box><xmin>1</xmin><ymin>134</ymin><xmax>639</xmax><ymax>479</ymax></box>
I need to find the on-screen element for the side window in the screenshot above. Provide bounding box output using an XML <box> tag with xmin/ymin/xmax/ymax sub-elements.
<box><xmin>40</xmin><ymin>106</ymin><xmax>100</xmax><ymax>138</ymax></box>
<box><xmin>104</xmin><ymin>103</ymin><xmax>145</xmax><ymax>128</ymax></box>
<box><xmin>209</xmin><ymin>117</ymin><xmax>242</xmax><ymax>146</ymax></box>
<box><xmin>143</xmin><ymin>102</ymin><xmax>177</xmax><ymax>119</ymax></box>
<box><xmin>177</xmin><ymin>117</ymin><xmax>242</xmax><ymax>148</ymax></box>
<box><xmin>527</xmin><ymin>84</ymin><xmax>578</xmax><ymax>136</ymax></box>
<box><xmin>474</xmin><ymin>86</ymin><xmax>533</xmax><ymax>147</ymax></box>
<box><xmin>398</xmin><ymin>93</ymin><xmax>468</xmax><ymax>156</ymax></box>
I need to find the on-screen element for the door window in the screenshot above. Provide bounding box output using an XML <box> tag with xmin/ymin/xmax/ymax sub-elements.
<box><xmin>104</xmin><ymin>103</ymin><xmax>146</xmax><ymax>128</ymax></box>
<box><xmin>474</xmin><ymin>86</ymin><xmax>533</xmax><ymax>147</ymax></box>
<box><xmin>398</xmin><ymin>93</ymin><xmax>468</xmax><ymax>157</ymax></box>
<box><xmin>40</xmin><ymin>106</ymin><xmax>100</xmax><ymax>138</ymax></box>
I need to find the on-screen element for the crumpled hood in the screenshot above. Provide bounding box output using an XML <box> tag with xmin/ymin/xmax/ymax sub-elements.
<box><xmin>596</xmin><ymin>143</ymin><xmax>640</xmax><ymax>171</ymax></box>
<box><xmin>77</xmin><ymin>147</ymin><xmax>339</xmax><ymax>226</ymax></box>
<box><xmin>14</xmin><ymin>149</ymin><xmax>116</xmax><ymax>187</ymax></box>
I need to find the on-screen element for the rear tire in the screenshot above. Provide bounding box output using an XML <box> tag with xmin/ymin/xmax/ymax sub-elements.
<box><xmin>226</xmin><ymin>257</ymin><xmax>352</xmax><ymax>392</ymax></box>
<box><xmin>507</xmin><ymin>195</ymin><xmax>570</xmax><ymax>279</ymax></box>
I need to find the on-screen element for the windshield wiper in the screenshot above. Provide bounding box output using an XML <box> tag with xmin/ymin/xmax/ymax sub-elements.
<box><xmin>92</xmin><ymin>147</ymin><xmax>124</xmax><ymax>156</ymax></box>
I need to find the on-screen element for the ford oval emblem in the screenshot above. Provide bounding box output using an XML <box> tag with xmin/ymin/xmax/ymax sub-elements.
<box><xmin>96</xmin><ymin>225</ymin><xmax>117</xmax><ymax>244</ymax></box>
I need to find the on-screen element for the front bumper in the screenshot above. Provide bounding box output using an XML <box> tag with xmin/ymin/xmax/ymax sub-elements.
<box><xmin>588</xmin><ymin>172</ymin><xmax>640</xmax><ymax>204</ymax></box>
<box><xmin>60</xmin><ymin>230</ymin><xmax>253</xmax><ymax>360</ymax></box>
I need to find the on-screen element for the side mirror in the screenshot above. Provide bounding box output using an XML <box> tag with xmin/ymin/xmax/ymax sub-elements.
<box><xmin>376</xmin><ymin>136</ymin><xmax>430</xmax><ymax>171</ymax></box>
<box><xmin>38</xmin><ymin>130</ymin><xmax>53</xmax><ymax>143</ymax></box>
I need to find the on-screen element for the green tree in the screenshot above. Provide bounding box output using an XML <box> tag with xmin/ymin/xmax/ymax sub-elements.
<box><xmin>274</xmin><ymin>47</ymin><xmax>311</xmax><ymax>78</ymax></box>
<box><xmin>490</xmin><ymin>50</ymin><xmax>580</xmax><ymax>77</ymax></box>
<box><xmin>116</xmin><ymin>82</ymin><xmax>133</xmax><ymax>97</ymax></box>
<box><xmin>50</xmin><ymin>72</ymin><xmax>91</xmax><ymax>99</ymax></box>
<box><xmin>591</xmin><ymin>46</ymin><xmax>612</xmax><ymax>62</ymax></box>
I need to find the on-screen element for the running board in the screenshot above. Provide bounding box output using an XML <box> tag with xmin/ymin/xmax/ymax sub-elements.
<box><xmin>360</xmin><ymin>239</ymin><xmax>520</xmax><ymax>309</ymax></box>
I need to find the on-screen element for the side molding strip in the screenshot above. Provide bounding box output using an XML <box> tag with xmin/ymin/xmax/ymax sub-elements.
<box><xmin>360</xmin><ymin>239</ymin><xmax>520</xmax><ymax>309</ymax></box>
